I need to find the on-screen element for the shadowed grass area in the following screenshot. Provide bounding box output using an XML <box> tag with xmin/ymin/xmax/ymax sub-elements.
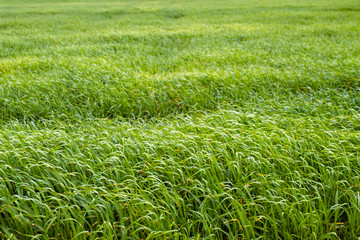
<box><xmin>0</xmin><ymin>0</ymin><xmax>359</xmax><ymax>239</ymax></box>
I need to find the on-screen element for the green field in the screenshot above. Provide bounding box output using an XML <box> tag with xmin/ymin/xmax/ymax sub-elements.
<box><xmin>1</xmin><ymin>0</ymin><xmax>360</xmax><ymax>239</ymax></box>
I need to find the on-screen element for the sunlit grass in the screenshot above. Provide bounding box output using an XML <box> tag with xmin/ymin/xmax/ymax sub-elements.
<box><xmin>0</xmin><ymin>0</ymin><xmax>359</xmax><ymax>239</ymax></box>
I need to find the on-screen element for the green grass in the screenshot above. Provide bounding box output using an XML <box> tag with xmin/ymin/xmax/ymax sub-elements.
<box><xmin>0</xmin><ymin>0</ymin><xmax>359</xmax><ymax>239</ymax></box>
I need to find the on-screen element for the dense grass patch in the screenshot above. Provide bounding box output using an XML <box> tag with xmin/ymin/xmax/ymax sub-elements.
<box><xmin>0</xmin><ymin>0</ymin><xmax>359</xmax><ymax>239</ymax></box>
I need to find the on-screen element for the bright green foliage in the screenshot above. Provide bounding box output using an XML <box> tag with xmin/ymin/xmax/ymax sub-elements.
<box><xmin>0</xmin><ymin>0</ymin><xmax>359</xmax><ymax>239</ymax></box>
